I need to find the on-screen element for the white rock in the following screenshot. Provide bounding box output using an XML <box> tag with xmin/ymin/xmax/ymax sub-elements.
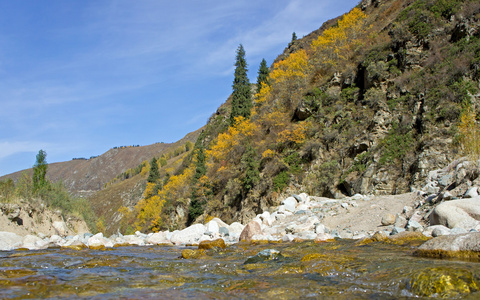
<box><xmin>282</xmin><ymin>234</ymin><xmax>296</xmax><ymax>242</ymax></box>
<box><xmin>341</xmin><ymin>203</ymin><xmax>349</xmax><ymax>209</ymax></box>
<box><xmin>53</xmin><ymin>221</ymin><xmax>69</xmax><ymax>236</ymax></box>
<box><xmin>430</xmin><ymin>198</ymin><xmax>480</xmax><ymax>230</ymax></box>
<box><xmin>0</xmin><ymin>232</ymin><xmax>24</xmax><ymax>251</ymax></box>
<box><xmin>298</xmin><ymin>193</ymin><xmax>310</xmax><ymax>203</ymax></box>
<box><xmin>210</xmin><ymin>217</ymin><xmax>229</xmax><ymax>228</ymax></box>
<box><xmin>170</xmin><ymin>224</ymin><xmax>206</xmax><ymax>245</ymax></box>
<box><xmin>282</xmin><ymin>197</ymin><xmax>298</xmax><ymax>212</ymax></box>
<box><xmin>296</xmin><ymin>204</ymin><xmax>309</xmax><ymax>211</ymax></box>
<box><xmin>315</xmin><ymin>224</ymin><xmax>326</xmax><ymax>234</ymax></box>
<box><xmin>22</xmin><ymin>235</ymin><xmax>44</xmax><ymax>250</ymax></box>
<box><xmin>464</xmin><ymin>187</ymin><xmax>479</xmax><ymax>198</ymax></box>
<box><xmin>228</xmin><ymin>222</ymin><xmax>245</xmax><ymax>235</ymax></box>
<box><xmin>145</xmin><ymin>232</ymin><xmax>170</xmax><ymax>245</ymax></box>
<box><xmin>206</xmin><ymin>220</ymin><xmax>220</xmax><ymax>235</ymax></box>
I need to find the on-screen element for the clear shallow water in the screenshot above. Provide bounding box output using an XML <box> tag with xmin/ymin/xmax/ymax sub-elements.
<box><xmin>1</xmin><ymin>239</ymin><xmax>480</xmax><ymax>299</ymax></box>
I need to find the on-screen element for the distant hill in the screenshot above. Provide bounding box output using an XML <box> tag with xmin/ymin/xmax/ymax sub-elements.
<box><xmin>1</xmin><ymin>128</ymin><xmax>203</xmax><ymax>198</ymax></box>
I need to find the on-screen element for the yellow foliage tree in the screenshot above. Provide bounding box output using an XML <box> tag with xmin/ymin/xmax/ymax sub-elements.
<box><xmin>458</xmin><ymin>106</ymin><xmax>480</xmax><ymax>160</ymax></box>
<box><xmin>207</xmin><ymin>116</ymin><xmax>258</xmax><ymax>165</ymax></box>
<box><xmin>134</xmin><ymin>166</ymin><xmax>195</xmax><ymax>232</ymax></box>
<box><xmin>277</xmin><ymin>122</ymin><xmax>308</xmax><ymax>146</ymax></box>
<box><xmin>311</xmin><ymin>7</ymin><xmax>367</xmax><ymax>73</ymax></box>
<box><xmin>254</xmin><ymin>82</ymin><xmax>272</xmax><ymax>105</ymax></box>
<box><xmin>270</xmin><ymin>49</ymin><xmax>309</xmax><ymax>86</ymax></box>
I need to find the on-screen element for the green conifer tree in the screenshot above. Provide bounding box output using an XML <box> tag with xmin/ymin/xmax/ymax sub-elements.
<box><xmin>230</xmin><ymin>44</ymin><xmax>252</xmax><ymax>125</ymax></box>
<box><xmin>147</xmin><ymin>157</ymin><xmax>160</xmax><ymax>183</ymax></box>
<box><xmin>33</xmin><ymin>149</ymin><xmax>48</xmax><ymax>192</ymax></box>
<box><xmin>256</xmin><ymin>58</ymin><xmax>270</xmax><ymax>95</ymax></box>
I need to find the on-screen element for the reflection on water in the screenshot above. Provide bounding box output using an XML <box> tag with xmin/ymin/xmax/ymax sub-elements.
<box><xmin>1</xmin><ymin>239</ymin><xmax>479</xmax><ymax>299</ymax></box>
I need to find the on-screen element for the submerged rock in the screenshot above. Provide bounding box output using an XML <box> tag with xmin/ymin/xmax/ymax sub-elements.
<box><xmin>244</xmin><ymin>249</ymin><xmax>282</xmax><ymax>264</ymax></box>
<box><xmin>408</xmin><ymin>267</ymin><xmax>479</xmax><ymax>298</ymax></box>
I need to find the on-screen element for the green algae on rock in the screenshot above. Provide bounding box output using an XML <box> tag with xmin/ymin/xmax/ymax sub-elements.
<box><xmin>408</xmin><ymin>267</ymin><xmax>479</xmax><ymax>298</ymax></box>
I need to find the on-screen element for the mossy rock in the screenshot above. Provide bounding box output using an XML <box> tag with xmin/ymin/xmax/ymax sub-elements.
<box><xmin>388</xmin><ymin>231</ymin><xmax>429</xmax><ymax>246</ymax></box>
<box><xmin>355</xmin><ymin>231</ymin><xmax>389</xmax><ymax>246</ymax></box>
<box><xmin>198</xmin><ymin>238</ymin><xmax>226</xmax><ymax>250</ymax></box>
<box><xmin>181</xmin><ymin>249</ymin><xmax>205</xmax><ymax>259</ymax></box>
<box><xmin>408</xmin><ymin>267</ymin><xmax>479</xmax><ymax>297</ymax></box>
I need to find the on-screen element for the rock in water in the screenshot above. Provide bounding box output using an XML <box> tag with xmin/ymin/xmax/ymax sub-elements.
<box><xmin>0</xmin><ymin>232</ymin><xmax>23</xmax><ymax>251</ymax></box>
<box><xmin>239</xmin><ymin>220</ymin><xmax>262</xmax><ymax>242</ymax></box>
<box><xmin>198</xmin><ymin>238</ymin><xmax>226</xmax><ymax>250</ymax></box>
<box><xmin>415</xmin><ymin>232</ymin><xmax>480</xmax><ymax>260</ymax></box>
<box><xmin>244</xmin><ymin>249</ymin><xmax>282</xmax><ymax>264</ymax></box>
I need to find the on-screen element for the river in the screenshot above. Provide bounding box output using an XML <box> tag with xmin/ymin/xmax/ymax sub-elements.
<box><xmin>1</xmin><ymin>238</ymin><xmax>479</xmax><ymax>299</ymax></box>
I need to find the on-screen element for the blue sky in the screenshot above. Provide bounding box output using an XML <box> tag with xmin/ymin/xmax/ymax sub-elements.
<box><xmin>0</xmin><ymin>0</ymin><xmax>358</xmax><ymax>176</ymax></box>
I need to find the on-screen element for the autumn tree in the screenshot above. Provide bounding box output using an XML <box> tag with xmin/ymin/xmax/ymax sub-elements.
<box><xmin>230</xmin><ymin>44</ymin><xmax>252</xmax><ymax>125</ymax></box>
<box><xmin>33</xmin><ymin>149</ymin><xmax>48</xmax><ymax>192</ymax></box>
<box><xmin>256</xmin><ymin>58</ymin><xmax>270</xmax><ymax>95</ymax></box>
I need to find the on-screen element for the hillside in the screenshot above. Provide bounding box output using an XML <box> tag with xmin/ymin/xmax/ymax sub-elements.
<box><xmin>114</xmin><ymin>0</ymin><xmax>480</xmax><ymax>234</ymax></box>
<box><xmin>1</xmin><ymin>128</ymin><xmax>202</xmax><ymax>198</ymax></box>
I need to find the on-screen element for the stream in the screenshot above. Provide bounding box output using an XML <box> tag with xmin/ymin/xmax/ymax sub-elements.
<box><xmin>1</xmin><ymin>238</ymin><xmax>479</xmax><ymax>299</ymax></box>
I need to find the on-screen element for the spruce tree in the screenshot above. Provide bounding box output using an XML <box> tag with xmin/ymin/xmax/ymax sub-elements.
<box><xmin>256</xmin><ymin>58</ymin><xmax>270</xmax><ymax>95</ymax></box>
<box><xmin>230</xmin><ymin>44</ymin><xmax>252</xmax><ymax>126</ymax></box>
<box><xmin>147</xmin><ymin>157</ymin><xmax>160</xmax><ymax>183</ymax></box>
<box><xmin>33</xmin><ymin>149</ymin><xmax>48</xmax><ymax>192</ymax></box>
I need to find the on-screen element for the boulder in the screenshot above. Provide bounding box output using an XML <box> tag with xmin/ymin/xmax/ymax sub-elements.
<box><xmin>463</xmin><ymin>187</ymin><xmax>479</xmax><ymax>198</ymax></box>
<box><xmin>228</xmin><ymin>222</ymin><xmax>245</xmax><ymax>236</ymax></box>
<box><xmin>416</xmin><ymin>232</ymin><xmax>480</xmax><ymax>255</ymax></box>
<box><xmin>53</xmin><ymin>221</ymin><xmax>69</xmax><ymax>236</ymax></box>
<box><xmin>210</xmin><ymin>217</ymin><xmax>229</xmax><ymax>228</ymax></box>
<box><xmin>282</xmin><ymin>197</ymin><xmax>298</xmax><ymax>213</ymax></box>
<box><xmin>145</xmin><ymin>231</ymin><xmax>171</xmax><ymax>245</ymax></box>
<box><xmin>22</xmin><ymin>235</ymin><xmax>45</xmax><ymax>250</ymax></box>
<box><xmin>0</xmin><ymin>232</ymin><xmax>23</xmax><ymax>251</ymax></box>
<box><xmin>430</xmin><ymin>198</ymin><xmax>480</xmax><ymax>230</ymax></box>
<box><xmin>381</xmin><ymin>214</ymin><xmax>396</xmax><ymax>226</ymax></box>
<box><xmin>170</xmin><ymin>224</ymin><xmax>206</xmax><ymax>245</ymax></box>
<box><xmin>239</xmin><ymin>220</ymin><xmax>262</xmax><ymax>242</ymax></box>
<box><xmin>205</xmin><ymin>220</ymin><xmax>220</xmax><ymax>235</ymax></box>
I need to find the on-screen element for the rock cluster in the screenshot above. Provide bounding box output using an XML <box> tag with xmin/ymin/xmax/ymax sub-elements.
<box><xmin>3</xmin><ymin>159</ymin><xmax>480</xmax><ymax>256</ymax></box>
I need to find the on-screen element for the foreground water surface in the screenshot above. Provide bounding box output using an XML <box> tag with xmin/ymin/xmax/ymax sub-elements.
<box><xmin>1</xmin><ymin>238</ymin><xmax>480</xmax><ymax>299</ymax></box>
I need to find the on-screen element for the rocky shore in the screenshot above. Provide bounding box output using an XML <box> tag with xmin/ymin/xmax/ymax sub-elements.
<box><xmin>2</xmin><ymin>159</ymin><xmax>480</xmax><ymax>257</ymax></box>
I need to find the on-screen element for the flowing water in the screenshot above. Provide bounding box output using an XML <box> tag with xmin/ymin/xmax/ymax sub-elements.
<box><xmin>1</xmin><ymin>239</ymin><xmax>480</xmax><ymax>299</ymax></box>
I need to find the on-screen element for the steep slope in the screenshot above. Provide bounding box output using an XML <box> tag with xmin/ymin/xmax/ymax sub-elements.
<box><xmin>123</xmin><ymin>0</ymin><xmax>480</xmax><ymax>234</ymax></box>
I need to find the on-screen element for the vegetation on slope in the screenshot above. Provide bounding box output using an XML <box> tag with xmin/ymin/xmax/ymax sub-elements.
<box><xmin>0</xmin><ymin>150</ymin><xmax>96</xmax><ymax>232</ymax></box>
<box><xmin>116</xmin><ymin>0</ymin><xmax>480</xmax><ymax>233</ymax></box>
